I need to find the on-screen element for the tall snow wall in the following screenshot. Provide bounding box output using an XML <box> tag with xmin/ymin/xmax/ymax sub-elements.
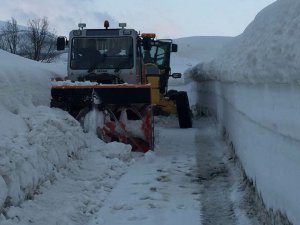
<box><xmin>189</xmin><ymin>0</ymin><xmax>300</xmax><ymax>224</ymax></box>
<box><xmin>194</xmin><ymin>81</ymin><xmax>300</xmax><ymax>224</ymax></box>
<box><xmin>0</xmin><ymin>50</ymin><xmax>86</xmax><ymax>208</ymax></box>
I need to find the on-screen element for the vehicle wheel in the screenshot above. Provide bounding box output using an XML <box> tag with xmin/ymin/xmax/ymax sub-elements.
<box><xmin>175</xmin><ymin>91</ymin><xmax>192</xmax><ymax>128</ymax></box>
<box><xmin>166</xmin><ymin>89</ymin><xmax>178</xmax><ymax>100</ymax></box>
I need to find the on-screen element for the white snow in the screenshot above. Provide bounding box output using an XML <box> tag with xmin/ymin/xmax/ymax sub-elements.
<box><xmin>0</xmin><ymin>50</ymin><xmax>89</xmax><ymax>207</ymax></box>
<box><xmin>191</xmin><ymin>0</ymin><xmax>300</xmax><ymax>84</ymax></box>
<box><xmin>0</xmin><ymin>37</ymin><xmax>208</xmax><ymax>225</ymax></box>
<box><xmin>52</xmin><ymin>80</ymin><xmax>99</xmax><ymax>86</ymax></box>
<box><xmin>189</xmin><ymin>0</ymin><xmax>300</xmax><ymax>224</ymax></box>
<box><xmin>1</xmin><ymin>135</ymin><xmax>133</xmax><ymax>225</ymax></box>
<box><xmin>88</xmin><ymin>125</ymin><xmax>201</xmax><ymax>225</ymax></box>
<box><xmin>1</xmin><ymin>0</ymin><xmax>299</xmax><ymax>223</ymax></box>
<box><xmin>83</xmin><ymin>107</ymin><xmax>104</xmax><ymax>134</ymax></box>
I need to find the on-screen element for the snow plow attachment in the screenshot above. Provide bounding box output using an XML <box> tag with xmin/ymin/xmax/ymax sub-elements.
<box><xmin>51</xmin><ymin>83</ymin><xmax>153</xmax><ymax>152</ymax></box>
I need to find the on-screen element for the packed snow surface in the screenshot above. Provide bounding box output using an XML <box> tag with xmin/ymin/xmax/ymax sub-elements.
<box><xmin>88</xmin><ymin>123</ymin><xmax>202</xmax><ymax>225</ymax></box>
<box><xmin>191</xmin><ymin>0</ymin><xmax>300</xmax><ymax>84</ymax></box>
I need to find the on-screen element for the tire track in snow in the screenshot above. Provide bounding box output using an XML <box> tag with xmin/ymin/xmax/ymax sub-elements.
<box><xmin>194</xmin><ymin>118</ymin><xmax>259</xmax><ymax>225</ymax></box>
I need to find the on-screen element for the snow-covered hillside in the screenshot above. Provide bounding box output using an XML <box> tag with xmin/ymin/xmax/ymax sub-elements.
<box><xmin>189</xmin><ymin>0</ymin><xmax>300</xmax><ymax>224</ymax></box>
<box><xmin>0</xmin><ymin>20</ymin><xmax>28</xmax><ymax>31</ymax></box>
<box><xmin>190</xmin><ymin>0</ymin><xmax>300</xmax><ymax>84</ymax></box>
<box><xmin>0</xmin><ymin>50</ymin><xmax>85</xmax><ymax>206</ymax></box>
<box><xmin>0</xmin><ymin>21</ymin><xmax>5</xmax><ymax>29</ymax></box>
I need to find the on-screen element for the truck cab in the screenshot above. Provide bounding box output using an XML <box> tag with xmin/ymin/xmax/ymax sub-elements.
<box><xmin>57</xmin><ymin>21</ymin><xmax>179</xmax><ymax>87</ymax></box>
<box><xmin>57</xmin><ymin>22</ymin><xmax>141</xmax><ymax>84</ymax></box>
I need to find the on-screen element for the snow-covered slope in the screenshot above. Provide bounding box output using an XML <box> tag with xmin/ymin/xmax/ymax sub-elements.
<box><xmin>0</xmin><ymin>20</ymin><xmax>28</xmax><ymax>31</ymax></box>
<box><xmin>0</xmin><ymin>49</ymin><xmax>137</xmax><ymax>223</ymax></box>
<box><xmin>0</xmin><ymin>50</ymin><xmax>86</xmax><ymax>206</ymax></box>
<box><xmin>189</xmin><ymin>0</ymin><xmax>300</xmax><ymax>224</ymax></box>
<box><xmin>0</xmin><ymin>50</ymin><xmax>65</xmax><ymax>106</ymax></box>
<box><xmin>191</xmin><ymin>0</ymin><xmax>300</xmax><ymax>84</ymax></box>
<box><xmin>0</xmin><ymin>21</ymin><xmax>5</xmax><ymax>29</ymax></box>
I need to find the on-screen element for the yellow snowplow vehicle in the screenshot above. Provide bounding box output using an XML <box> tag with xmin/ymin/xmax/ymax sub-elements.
<box><xmin>51</xmin><ymin>21</ymin><xmax>192</xmax><ymax>152</ymax></box>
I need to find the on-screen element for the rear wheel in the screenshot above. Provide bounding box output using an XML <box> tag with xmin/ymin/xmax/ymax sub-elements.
<box><xmin>166</xmin><ymin>89</ymin><xmax>178</xmax><ymax>100</ymax></box>
<box><xmin>175</xmin><ymin>91</ymin><xmax>192</xmax><ymax>128</ymax></box>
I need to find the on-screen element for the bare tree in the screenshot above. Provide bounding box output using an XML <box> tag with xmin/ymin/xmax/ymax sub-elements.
<box><xmin>26</xmin><ymin>17</ymin><xmax>58</xmax><ymax>62</ymax></box>
<box><xmin>1</xmin><ymin>17</ymin><xmax>20</xmax><ymax>54</ymax></box>
<box><xmin>0</xmin><ymin>36</ymin><xmax>5</xmax><ymax>50</ymax></box>
<box><xmin>27</xmin><ymin>17</ymin><xmax>48</xmax><ymax>61</ymax></box>
<box><xmin>39</xmin><ymin>32</ymin><xmax>59</xmax><ymax>63</ymax></box>
<box><xmin>0</xmin><ymin>17</ymin><xmax>59</xmax><ymax>62</ymax></box>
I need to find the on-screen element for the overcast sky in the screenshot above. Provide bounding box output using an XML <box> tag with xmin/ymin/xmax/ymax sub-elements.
<box><xmin>0</xmin><ymin>0</ymin><xmax>277</xmax><ymax>38</ymax></box>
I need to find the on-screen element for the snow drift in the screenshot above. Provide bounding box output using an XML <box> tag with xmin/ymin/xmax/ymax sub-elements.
<box><xmin>0</xmin><ymin>50</ymin><xmax>86</xmax><ymax>207</ymax></box>
<box><xmin>189</xmin><ymin>0</ymin><xmax>300</xmax><ymax>224</ymax></box>
<box><xmin>190</xmin><ymin>0</ymin><xmax>300</xmax><ymax>84</ymax></box>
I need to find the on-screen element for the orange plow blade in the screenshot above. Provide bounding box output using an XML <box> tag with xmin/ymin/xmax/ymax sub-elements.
<box><xmin>98</xmin><ymin>106</ymin><xmax>153</xmax><ymax>152</ymax></box>
<box><xmin>51</xmin><ymin>83</ymin><xmax>153</xmax><ymax>152</ymax></box>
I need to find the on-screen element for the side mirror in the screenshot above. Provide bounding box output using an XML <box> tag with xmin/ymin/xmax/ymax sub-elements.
<box><xmin>171</xmin><ymin>73</ymin><xmax>182</xmax><ymax>79</ymax></box>
<box><xmin>171</xmin><ymin>44</ymin><xmax>178</xmax><ymax>52</ymax></box>
<box><xmin>57</xmin><ymin>36</ymin><xmax>67</xmax><ymax>51</ymax></box>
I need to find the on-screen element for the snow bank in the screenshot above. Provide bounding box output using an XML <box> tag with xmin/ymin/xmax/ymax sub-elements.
<box><xmin>0</xmin><ymin>50</ymin><xmax>65</xmax><ymax>106</ymax></box>
<box><xmin>196</xmin><ymin>82</ymin><xmax>300</xmax><ymax>223</ymax></box>
<box><xmin>190</xmin><ymin>0</ymin><xmax>300</xmax><ymax>84</ymax></box>
<box><xmin>0</xmin><ymin>50</ymin><xmax>86</xmax><ymax>207</ymax></box>
<box><xmin>0</xmin><ymin>134</ymin><xmax>134</xmax><ymax>225</ymax></box>
<box><xmin>189</xmin><ymin>0</ymin><xmax>300</xmax><ymax>224</ymax></box>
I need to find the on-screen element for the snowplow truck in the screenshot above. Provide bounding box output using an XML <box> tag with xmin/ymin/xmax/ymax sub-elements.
<box><xmin>51</xmin><ymin>21</ymin><xmax>192</xmax><ymax>152</ymax></box>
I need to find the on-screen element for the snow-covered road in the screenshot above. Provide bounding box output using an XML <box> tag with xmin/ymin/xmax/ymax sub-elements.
<box><xmin>195</xmin><ymin>118</ymin><xmax>260</xmax><ymax>225</ymax></box>
<box><xmin>87</xmin><ymin>116</ymin><xmax>201</xmax><ymax>225</ymax></box>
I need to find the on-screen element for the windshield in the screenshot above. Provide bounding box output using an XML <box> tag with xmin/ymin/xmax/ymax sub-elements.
<box><xmin>70</xmin><ymin>37</ymin><xmax>133</xmax><ymax>70</ymax></box>
<box><xmin>142</xmin><ymin>41</ymin><xmax>171</xmax><ymax>70</ymax></box>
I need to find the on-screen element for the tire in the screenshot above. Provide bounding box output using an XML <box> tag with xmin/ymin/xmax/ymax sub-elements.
<box><xmin>175</xmin><ymin>91</ymin><xmax>192</xmax><ymax>128</ymax></box>
<box><xmin>166</xmin><ymin>89</ymin><xmax>178</xmax><ymax>100</ymax></box>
